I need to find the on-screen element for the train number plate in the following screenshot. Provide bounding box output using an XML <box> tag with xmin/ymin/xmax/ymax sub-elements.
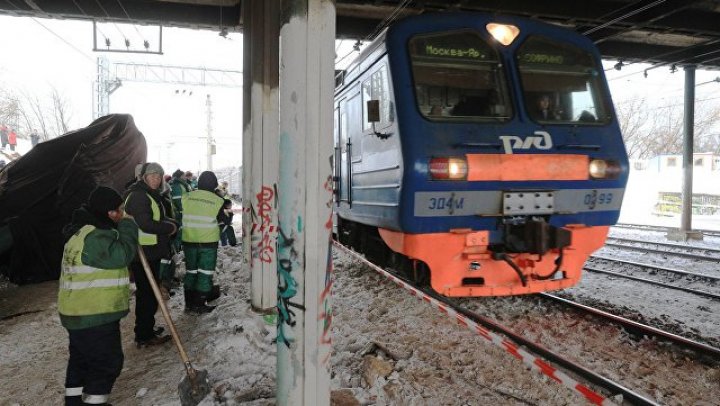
<box><xmin>503</xmin><ymin>191</ymin><xmax>555</xmax><ymax>215</ymax></box>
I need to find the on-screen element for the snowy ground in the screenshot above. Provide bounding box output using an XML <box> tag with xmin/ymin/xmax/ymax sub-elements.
<box><xmin>2</xmin><ymin>167</ymin><xmax>720</xmax><ymax>405</ymax></box>
<box><xmin>3</xmin><ymin>230</ymin><xmax>720</xmax><ymax>405</ymax></box>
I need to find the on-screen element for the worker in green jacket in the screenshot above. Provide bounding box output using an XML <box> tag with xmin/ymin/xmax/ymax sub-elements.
<box><xmin>124</xmin><ymin>162</ymin><xmax>177</xmax><ymax>346</ymax></box>
<box><xmin>182</xmin><ymin>171</ymin><xmax>224</xmax><ymax>313</ymax></box>
<box><xmin>58</xmin><ymin>186</ymin><xmax>138</xmax><ymax>406</ymax></box>
<box><xmin>169</xmin><ymin>169</ymin><xmax>191</xmax><ymax>252</ymax></box>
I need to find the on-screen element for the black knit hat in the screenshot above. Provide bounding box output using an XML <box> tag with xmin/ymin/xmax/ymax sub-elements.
<box><xmin>87</xmin><ymin>186</ymin><xmax>123</xmax><ymax>214</ymax></box>
<box><xmin>198</xmin><ymin>171</ymin><xmax>218</xmax><ymax>192</ymax></box>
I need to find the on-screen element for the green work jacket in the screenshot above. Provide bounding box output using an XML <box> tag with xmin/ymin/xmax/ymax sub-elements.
<box><xmin>58</xmin><ymin>219</ymin><xmax>138</xmax><ymax>330</ymax></box>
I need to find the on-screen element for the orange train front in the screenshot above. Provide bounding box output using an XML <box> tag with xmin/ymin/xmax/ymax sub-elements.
<box><xmin>333</xmin><ymin>12</ymin><xmax>628</xmax><ymax>296</ymax></box>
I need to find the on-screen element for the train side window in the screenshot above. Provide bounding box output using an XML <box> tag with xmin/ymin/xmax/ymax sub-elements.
<box><xmin>362</xmin><ymin>65</ymin><xmax>393</xmax><ymax>131</ymax></box>
<box><xmin>517</xmin><ymin>36</ymin><xmax>611</xmax><ymax>125</ymax></box>
<box><xmin>408</xmin><ymin>30</ymin><xmax>512</xmax><ymax>122</ymax></box>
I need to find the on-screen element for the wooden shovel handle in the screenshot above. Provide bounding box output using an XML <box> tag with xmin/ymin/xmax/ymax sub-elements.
<box><xmin>137</xmin><ymin>247</ymin><xmax>195</xmax><ymax>373</ymax></box>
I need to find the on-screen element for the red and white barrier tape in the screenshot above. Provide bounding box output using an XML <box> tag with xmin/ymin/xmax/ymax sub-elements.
<box><xmin>333</xmin><ymin>242</ymin><xmax>614</xmax><ymax>406</ymax></box>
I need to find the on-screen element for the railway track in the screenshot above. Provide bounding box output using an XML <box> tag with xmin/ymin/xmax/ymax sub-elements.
<box><xmin>613</xmin><ymin>223</ymin><xmax>720</xmax><ymax>238</ymax></box>
<box><xmin>585</xmin><ymin>255</ymin><xmax>720</xmax><ymax>301</ymax></box>
<box><xmin>605</xmin><ymin>237</ymin><xmax>720</xmax><ymax>262</ymax></box>
<box><xmin>333</xmin><ymin>241</ymin><xmax>654</xmax><ymax>405</ymax></box>
<box><xmin>333</xmin><ymin>241</ymin><xmax>720</xmax><ymax>405</ymax></box>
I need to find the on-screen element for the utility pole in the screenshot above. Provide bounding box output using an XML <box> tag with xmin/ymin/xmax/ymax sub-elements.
<box><xmin>206</xmin><ymin>94</ymin><xmax>215</xmax><ymax>171</ymax></box>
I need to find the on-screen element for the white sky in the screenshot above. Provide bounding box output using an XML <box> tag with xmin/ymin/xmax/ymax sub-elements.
<box><xmin>0</xmin><ymin>15</ymin><xmax>243</xmax><ymax>173</ymax></box>
<box><xmin>1</xmin><ymin>14</ymin><xmax>720</xmax><ymax>173</ymax></box>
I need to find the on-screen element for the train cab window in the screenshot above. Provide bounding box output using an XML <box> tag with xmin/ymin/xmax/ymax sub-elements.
<box><xmin>408</xmin><ymin>30</ymin><xmax>512</xmax><ymax>122</ymax></box>
<box><xmin>362</xmin><ymin>65</ymin><xmax>393</xmax><ymax>131</ymax></box>
<box><xmin>517</xmin><ymin>36</ymin><xmax>611</xmax><ymax>125</ymax></box>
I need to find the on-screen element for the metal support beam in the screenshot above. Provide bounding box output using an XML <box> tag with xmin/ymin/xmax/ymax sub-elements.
<box><xmin>668</xmin><ymin>65</ymin><xmax>703</xmax><ymax>241</ymax></box>
<box><xmin>277</xmin><ymin>0</ymin><xmax>335</xmax><ymax>404</ymax></box>
<box><xmin>243</xmin><ymin>0</ymin><xmax>280</xmax><ymax>311</ymax></box>
<box><xmin>92</xmin><ymin>58</ymin><xmax>241</xmax><ymax>119</ymax></box>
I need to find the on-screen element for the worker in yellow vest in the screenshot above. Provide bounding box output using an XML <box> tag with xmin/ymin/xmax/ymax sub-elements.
<box><xmin>182</xmin><ymin>171</ymin><xmax>225</xmax><ymax>313</ymax></box>
<box><xmin>124</xmin><ymin>162</ymin><xmax>178</xmax><ymax>346</ymax></box>
<box><xmin>58</xmin><ymin>186</ymin><xmax>138</xmax><ymax>406</ymax></box>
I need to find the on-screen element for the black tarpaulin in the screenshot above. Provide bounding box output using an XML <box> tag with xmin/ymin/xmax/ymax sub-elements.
<box><xmin>0</xmin><ymin>114</ymin><xmax>147</xmax><ymax>284</ymax></box>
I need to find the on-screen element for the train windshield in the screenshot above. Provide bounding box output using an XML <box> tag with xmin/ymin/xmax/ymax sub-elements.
<box><xmin>517</xmin><ymin>36</ymin><xmax>611</xmax><ymax>125</ymax></box>
<box><xmin>408</xmin><ymin>31</ymin><xmax>512</xmax><ymax>121</ymax></box>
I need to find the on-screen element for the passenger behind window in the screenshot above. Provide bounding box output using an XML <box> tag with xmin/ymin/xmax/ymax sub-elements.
<box><xmin>429</xmin><ymin>105</ymin><xmax>444</xmax><ymax>116</ymax></box>
<box><xmin>532</xmin><ymin>94</ymin><xmax>562</xmax><ymax>121</ymax></box>
<box><xmin>578</xmin><ymin>110</ymin><xmax>596</xmax><ymax>122</ymax></box>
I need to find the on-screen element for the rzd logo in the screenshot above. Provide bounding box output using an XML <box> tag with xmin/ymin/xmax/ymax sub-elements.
<box><xmin>499</xmin><ymin>131</ymin><xmax>553</xmax><ymax>154</ymax></box>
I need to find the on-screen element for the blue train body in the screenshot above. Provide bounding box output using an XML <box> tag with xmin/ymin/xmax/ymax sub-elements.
<box><xmin>334</xmin><ymin>12</ymin><xmax>629</xmax><ymax>297</ymax></box>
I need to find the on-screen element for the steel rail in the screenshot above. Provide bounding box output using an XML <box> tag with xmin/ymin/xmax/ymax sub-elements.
<box><xmin>584</xmin><ymin>265</ymin><xmax>720</xmax><ymax>301</ymax></box>
<box><xmin>590</xmin><ymin>254</ymin><xmax>720</xmax><ymax>282</ymax></box>
<box><xmin>607</xmin><ymin>236</ymin><xmax>720</xmax><ymax>254</ymax></box>
<box><xmin>613</xmin><ymin>223</ymin><xmax>720</xmax><ymax>237</ymax></box>
<box><xmin>540</xmin><ymin>293</ymin><xmax>720</xmax><ymax>359</ymax></box>
<box><xmin>604</xmin><ymin>241</ymin><xmax>720</xmax><ymax>262</ymax></box>
<box><xmin>438</xmin><ymin>294</ymin><xmax>659</xmax><ymax>405</ymax></box>
<box><xmin>333</xmin><ymin>240</ymin><xmax>659</xmax><ymax>406</ymax></box>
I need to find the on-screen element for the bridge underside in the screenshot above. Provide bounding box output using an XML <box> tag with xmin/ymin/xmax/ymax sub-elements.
<box><xmin>1</xmin><ymin>0</ymin><xmax>720</xmax><ymax>69</ymax></box>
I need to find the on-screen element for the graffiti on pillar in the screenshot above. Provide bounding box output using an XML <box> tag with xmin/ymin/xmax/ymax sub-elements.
<box><xmin>250</xmin><ymin>184</ymin><xmax>278</xmax><ymax>265</ymax></box>
<box><xmin>318</xmin><ymin>173</ymin><xmax>334</xmax><ymax>366</ymax></box>
<box><xmin>277</xmin><ymin>223</ymin><xmax>305</xmax><ymax>348</ymax></box>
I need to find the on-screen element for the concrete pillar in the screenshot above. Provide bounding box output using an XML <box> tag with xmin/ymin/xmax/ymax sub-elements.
<box><xmin>242</xmin><ymin>0</ymin><xmax>281</xmax><ymax>310</ymax></box>
<box><xmin>276</xmin><ymin>0</ymin><xmax>335</xmax><ymax>404</ymax></box>
<box><xmin>668</xmin><ymin>65</ymin><xmax>703</xmax><ymax>241</ymax></box>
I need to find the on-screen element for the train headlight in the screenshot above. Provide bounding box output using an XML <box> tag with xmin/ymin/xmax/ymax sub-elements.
<box><xmin>589</xmin><ymin>159</ymin><xmax>621</xmax><ymax>179</ymax></box>
<box><xmin>486</xmin><ymin>23</ymin><xmax>520</xmax><ymax>46</ymax></box>
<box><xmin>429</xmin><ymin>157</ymin><xmax>468</xmax><ymax>180</ymax></box>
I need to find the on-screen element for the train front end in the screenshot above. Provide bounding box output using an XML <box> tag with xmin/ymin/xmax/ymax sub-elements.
<box><xmin>382</xmin><ymin>14</ymin><xmax>629</xmax><ymax>296</ymax></box>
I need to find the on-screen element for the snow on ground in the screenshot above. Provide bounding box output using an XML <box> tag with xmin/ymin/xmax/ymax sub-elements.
<box><xmin>572</xmin><ymin>228</ymin><xmax>720</xmax><ymax>349</ymax></box>
<box><xmin>0</xmin><ymin>244</ymin><xmax>591</xmax><ymax>406</ymax></box>
<box><xmin>0</xmin><ymin>244</ymin><xmax>277</xmax><ymax>406</ymax></box>
<box><xmin>2</xmin><ymin>166</ymin><xmax>720</xmax><ymax>404</ymax></box>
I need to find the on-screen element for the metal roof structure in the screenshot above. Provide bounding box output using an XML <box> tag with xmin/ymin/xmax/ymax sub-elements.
<box><xmin>2</xmin><ymin>0</ymin><xmax>720</xmax><ymax>69</ymax></box>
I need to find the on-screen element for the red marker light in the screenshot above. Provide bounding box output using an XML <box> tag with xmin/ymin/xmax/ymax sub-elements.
<box><xmin>429</xmin><ymin>157</ymin><xmax>468</xmax><ymax>180</ymax></box>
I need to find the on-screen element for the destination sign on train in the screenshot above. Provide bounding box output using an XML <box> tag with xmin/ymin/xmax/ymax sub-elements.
<box><xmin>410</xmin><ymin>32</ymin><xmax>495</xmax><ymax>62</ymax></box>
<box><xmin>422</xmin><ymin>45</ymin><xmax>487</xmax><ymax>60</ymax></box>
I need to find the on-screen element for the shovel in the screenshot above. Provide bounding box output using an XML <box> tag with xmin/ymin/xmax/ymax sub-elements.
<box><xmin>137</xmin><ymin>247</ymin><xmax>211</xmax><ymax>406</ymax></box>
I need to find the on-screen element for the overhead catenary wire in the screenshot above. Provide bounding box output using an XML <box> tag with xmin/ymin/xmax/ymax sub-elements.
<box><xmin>92</xmin><ymin>0</ymin><xmax>129</xmax><ymax>45</ymax></box>
<box><xmin>1</xmin><ymin>3</ymin><xmax>98</xmax><ymax>87</ymax></box>
<box><xmin>582</xmin><ymin>0</ymin><xmax>667</xmax><ymax>36</ymax></box>
<box><xmin>30</xmin><ymin>18</ymin><xmax>94</xmax><ymax>64</ymax></box>
<box><xmin>71</xmin><ymin>0</ymin><xmax>109</xmax><ymax>42</ymax></box>
<box><xmin>335</xmin><ymin>0</ymin><xmax>412</xmax><ymax>79</ymax></box>
<box><xmin>607</xmin><ymin>38</ymin><xmax>720</xmax><ymax>82</ymax></box>
<box><xmin>582</xmin><ymin>0</ymin><xmax>717</xmax><ymax>78</ymax></box>
<box><xmin>114</xmin><ymin>0</ymin><xmax>147</xmax><ymax>42</ymax></box>
<box><xmin>363</xmin><ymin>0</ymin><xmax>412</xmax><ymax>43</ymax></box>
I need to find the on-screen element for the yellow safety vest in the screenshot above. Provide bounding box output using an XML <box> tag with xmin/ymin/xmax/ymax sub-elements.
<box><xmin>182</xmin><ymin>190</ymin><xmax>224</xmax><ymax>243</ymax></box>
<box><xmin>126</xmin><ymin>193</ymin><xmax>160</xmax><ymax>245</ymax></box>
<box><xmin>58</xmin><ymin>225</ymin><xmax>130</xmax><ymax>317</ymax></box>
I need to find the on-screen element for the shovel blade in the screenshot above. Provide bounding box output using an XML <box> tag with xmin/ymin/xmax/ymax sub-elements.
<box><xmin>178</xmin><ymin>369</ymin><xmax>211</xmax><ymax>406</ymax></box>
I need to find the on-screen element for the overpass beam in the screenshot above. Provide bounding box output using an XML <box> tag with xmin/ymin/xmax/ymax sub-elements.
<box><xmin>277</xmin><ymin>0</ymin><xmax>335</xmax><ymax>405</ymax></box>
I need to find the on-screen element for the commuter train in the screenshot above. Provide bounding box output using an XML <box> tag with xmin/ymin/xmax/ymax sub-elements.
<box><xmin>333</xmin><ymin>12</ymin><xmax>628</xmax><ymax>297</ymax></box>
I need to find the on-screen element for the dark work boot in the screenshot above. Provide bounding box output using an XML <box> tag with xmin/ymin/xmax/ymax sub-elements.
<box><xmin>189</xmin><ymin>292</ymin><xmax>216</xmax><ymax>314</ymax></box>
<box><xmin>136</xmin><ymin>334</ymin><xmax>172</xmax><ymax>348</ymax></box>
<box><xmin>206</xmin><ymin>285</ymin><xmax>221</xmax><ymax>302</ymax></box>
<box><xmin>183</xmin><ymin>289</ymin><xmax>194</xmax><ymax>312</ymax></box>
